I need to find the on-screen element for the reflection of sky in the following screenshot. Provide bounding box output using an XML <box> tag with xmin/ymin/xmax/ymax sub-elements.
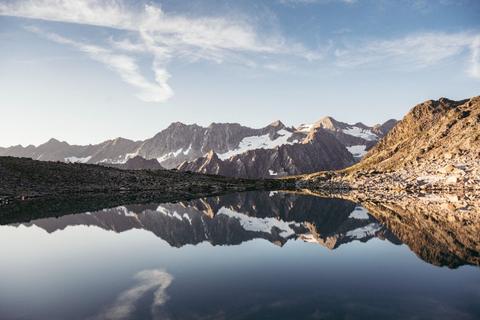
<box><xmin>0</xmin><ymin>224</ymin><xmax>479</xmax><ymax>320</ymax></box>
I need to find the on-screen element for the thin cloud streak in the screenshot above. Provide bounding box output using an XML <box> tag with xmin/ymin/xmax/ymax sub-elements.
<box><xmin>279</xmin><ymin>0</ymin><xmax>357</xmax><ymax>5</ymax></box>
<box><xmin>26</xmin><ymin>26</ymin><xmax>173</xmax><ymax>102</ymax></box>
<box><xmin>334</xmin><ymin>32</ymin><xmax>480</xmax><ymax>78</ymax></box>
<box><xmin>469</xmin><ymin>36</ymin><xmax>480</xmax><ymax>78</ymax></box>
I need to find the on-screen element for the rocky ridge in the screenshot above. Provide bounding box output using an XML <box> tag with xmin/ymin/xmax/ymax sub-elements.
<box><xmin>299</xmin><ymin>96</ymin><xmax>480</xmax><ymax>191</ymax></box>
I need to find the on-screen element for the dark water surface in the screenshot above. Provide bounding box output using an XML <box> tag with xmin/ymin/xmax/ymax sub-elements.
<box><xmin>0</xmin><ymin>191</ymin><xmax>478</xmax><ymax>320</ymax></box>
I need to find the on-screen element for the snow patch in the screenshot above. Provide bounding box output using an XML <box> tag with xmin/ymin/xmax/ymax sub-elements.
<box><xmin>296</xmin><ymin>123</ymin><xmax>314</xmax><ymax>132</ymax></box>
<box><xmin>218</xmin><ymin>129</ymin><xmax>295</xmax><ymax>160</ymax></box>
<box><xmin>156</xmin><ymin>205</ymin><xmax>183</xmax><ymax>221</ymax></box>
<box><xmin>217</xmin><ymin>207</ymin><xmax>299</xmax><ymax>238</ymax></box>
<box><xmin>183</xmin><ymin>213</ymin><xmax>192</xmax><ymax>224</ymax></box>
<box><xmin>183</xmin><ymin>144</ymin><xmax>192</xmax><ymax>155</ymax></box>
<box><xmin>65</xmin><ymin>156</ymin><xmax>92</xmax><ymax>163</ymax></box>
<box><xmin>345</xmin><ymin>223</ymin><xmax>381</xmax><ymax>239</ymax></box>
<box><xmin>347</xmin><ymin>145</ymin><xmax>368</xmax><ymax>158</ymax></box>
<box><xmin>98</xmin><ymin>152</ymin><xmax>138</xmax><ymax>164</ymax></box>
<box><xmin>268</xmin><ymin>169</ymin><xmax>278</xmax><ymax>176</ymax></box>
<box><xmin>115</xmin><ymin>206</ymin><xmax>138</xmax><ymax>217</ymax></box>
<box><xmin>157</xmin><ymin>148</ymin><xmax>183</xmax><ymax>162</ymax></box>
<box><xmin>348</xmin><ymin>207</ymin><xmax>370</xmax><ymax>220</ymax></box>
<box><xmin>343</xmin><ymin>127</ymin><xmax>378</xmax><ymax>141</ymax></box>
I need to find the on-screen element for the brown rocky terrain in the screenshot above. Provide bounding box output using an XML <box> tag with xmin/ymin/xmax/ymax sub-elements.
<box><xmin>298</xmin><ymin>96</ymin><xmax>480</xmax><ymax>191</ymax></box>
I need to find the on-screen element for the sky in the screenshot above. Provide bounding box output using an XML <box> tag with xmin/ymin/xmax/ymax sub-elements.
<box><xmin>0</xmin><ymin>0</ymin><xmax>479</xmax><ymax>147</ymax></box>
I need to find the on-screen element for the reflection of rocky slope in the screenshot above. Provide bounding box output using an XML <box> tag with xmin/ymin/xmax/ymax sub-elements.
<box><xmin>361</xmin><ymin>195</ymin><xmax>480</xmax><ymax>268</ymax></box>
<box><xmin>301</xmin><ymin>96</ymin><xmax>480</xmax><ymax>190</ymax></box>
<box><xmin>20</xmin><ymin>192</ymin><xmax>392</xmax><ymax>249</ymax></box>
<box><xmin>300</xmin><ymin>190</ymin><xmax>480</xmax><ymax>268</ymax></box>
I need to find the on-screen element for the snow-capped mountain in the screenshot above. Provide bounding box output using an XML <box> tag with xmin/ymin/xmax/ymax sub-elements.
<box><xmin>178</xmin><ymin>127</ymin><xmax>355</xmax><ymax>178</ymax></box>
<box><xmin>0</xmin><ymin>117</ymin><xmax>396</xmax><ymax>177</ymax></box>
<box><xmin>300</xmin><ymin>117</ymin><xmax>397</xmax><ymax>159</ymax></box>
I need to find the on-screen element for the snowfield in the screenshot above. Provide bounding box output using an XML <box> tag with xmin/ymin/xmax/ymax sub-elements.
<box><xmin>348</xmin><ymin>207</ymin><xmax>370</xmax><ymax>220</ymax></box>
<box><xmin>64</xmin><ymin>156</ymin><xmax>92</xmax><ymax>163</ymax></box>
<box><xmin>345</xmin><ymin>223</ymin><xmax>381</xmax><ymax>239</ymax></box>
<box><xmin>342</xmin><ymin>127</ymin><xmax>378</xmax><ymax>141</ymax></box>
<box><xmin>218</xmin><ymin>129</ymin><xmax>297</xmax><ymax>160</ymax></box>
<box><xmin>347</xmin><ymin>145</ymin><xmax>368</xmax><ymax>158</ymax></box>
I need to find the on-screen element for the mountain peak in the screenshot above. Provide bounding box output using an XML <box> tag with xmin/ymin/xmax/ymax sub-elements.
<box><xmin>167</xmin><ymin>121</ymin><xmax>187</xmax><ymax>129</ymax></box>
<box><xmin>314</xmin><ymin>116</ymin><xmax>342</xmax><ymax>130</ymax></box>
<box><xmin>205</xmin><ymin>150</ymin><xmax>219</xmax><ymax>160</ymax></box>
<box><xmin>268</xmin><ymin>120</ymin><xmax>286</xmax><ymax>129</ymax></box>
<box><xmin>41</xmin><ymin>138</ymin><xmax>68</xmax><ymax>147</ymax></box>
<box><xmin>47</xmin><ymin>138</ymin><xmax>61</xmax><ymax>144</ymax></box>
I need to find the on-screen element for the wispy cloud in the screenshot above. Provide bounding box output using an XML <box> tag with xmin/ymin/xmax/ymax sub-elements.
<box><xmin>27</xmin><ymin>26</ymin><xmax>173</xmax><ymax>102</ymax></box>
<box><xmin>279</xmin><ymin>0</ymin><xmax>357</xmax><ymax>5</ymax></box>
<box><xmin>334</xmin><ymin>32</ymin><xmax>480</xmax><ymax>78</ymax></box>
<box><xmin>0</xmin><ymin>0</ymin><xmax>318</xmax><ymax>102</ymax></box>
<box><xmin>1</xmin><ymin>0</ymin><xmax>478</xmax><ymax>104</ymax></box>
<box><xmin>469</xmin><ymin>36</ymin><xmax>480</xmax><ymax>78</ymax></box>
<box><xmin>91</xmin><ymin>269</ymin><xmax>173</xmax><ymax>320</ymax></box>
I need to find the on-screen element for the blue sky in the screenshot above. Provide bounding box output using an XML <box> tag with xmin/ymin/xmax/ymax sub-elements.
<box><xmin>0</xmin><ymin>0</ymin><xmax>479</xmax><ymax>146</ymax></box>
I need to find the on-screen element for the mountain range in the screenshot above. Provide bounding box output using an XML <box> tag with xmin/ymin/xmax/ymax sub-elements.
<box><xmin>0</xmin><ymin>117</ymin><xmax>396</xmax><ymax>178</ymax></box>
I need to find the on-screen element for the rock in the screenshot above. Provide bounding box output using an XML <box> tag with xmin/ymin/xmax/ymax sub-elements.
<box><xmin>439</xmin><ymin>164</ymin><xmax>456</xmax><ymax>174</ymax></box>
<box><xmin>445</xmin><ymin>175</ymin><xmax>459</xmax><ymax>185</ymax></box>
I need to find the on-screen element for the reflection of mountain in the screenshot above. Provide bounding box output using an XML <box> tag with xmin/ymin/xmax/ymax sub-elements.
<box><xmin>21</xmin><ymin>192</ymin><xmax>397</xmax><ymax>250</ymax></box>
<box><xmin>359</xmin><ymin>196</ymin><xmax>480</xmax><ymax>268</ymax></box>
<box><xmin>302</xmin><ymin>190</ymin><xmax>480</xmax><ymax>268</ymax></box>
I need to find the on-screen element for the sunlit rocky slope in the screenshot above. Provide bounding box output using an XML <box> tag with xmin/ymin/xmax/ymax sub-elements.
<box><xmin>300</xmin><ymin>96</ymin><xmax>480</xmax><ymax>191</ymax></box>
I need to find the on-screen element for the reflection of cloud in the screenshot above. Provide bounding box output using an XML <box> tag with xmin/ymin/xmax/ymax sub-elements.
<box><xmin>92</xmin><ymin>269</ymin><xmax>173</xmax><ymax>320</ymax></box>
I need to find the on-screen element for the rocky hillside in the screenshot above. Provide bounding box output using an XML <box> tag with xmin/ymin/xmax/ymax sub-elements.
<box><xmin>310</xmin><ymin>117</ymin><xmax>397</xmax><ymax>159</ymax></box>
<box><xmin>301</xmin><ymin>96</ymin><xmax>480</xmax><ymax>191</ymax></box>
<box><xmin>0</xmin><ymin>156</ymin><xmax>285</xmax><ymax>201</ymax></box>
<box><xmin>0</xmin><ymin>118</ymin><xmax>395</xmax><ymax>175</ymax></box>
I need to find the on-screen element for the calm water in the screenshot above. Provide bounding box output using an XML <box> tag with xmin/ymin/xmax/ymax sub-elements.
<box><xmin>0</xmin><ymin>191</ymin><xmax>479</xmax><ymax>320</ymax></box>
